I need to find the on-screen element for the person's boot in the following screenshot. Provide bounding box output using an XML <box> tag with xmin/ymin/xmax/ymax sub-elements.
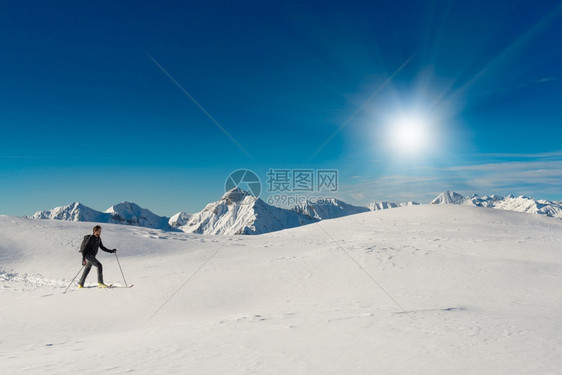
<box><xmin>98</xmin><ymin>283</ymin><xmax>109</xmax><ymax>288</ymax></box>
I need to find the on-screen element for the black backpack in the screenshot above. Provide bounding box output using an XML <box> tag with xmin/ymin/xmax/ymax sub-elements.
<box><xmin>79</xmin><ymin>235</ymin><xmax>92</xmax><ymax>254</ymax></box>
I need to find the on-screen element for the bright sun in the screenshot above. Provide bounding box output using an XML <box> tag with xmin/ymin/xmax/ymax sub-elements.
<box><xmin>388</xmin><ymin>114</ymin><xmax>432</xmax><ymax>155</ymax></box>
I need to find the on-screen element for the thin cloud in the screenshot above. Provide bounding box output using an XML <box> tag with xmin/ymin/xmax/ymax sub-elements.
<box><xmin>338</xmin><ymin>158</ymin><xmax>562</xmax><ymax>205</ymax></box>
<box><xmin>470</xmin><ymin>150</ymin><xmax>562</xmax><ymax>159</ymax></box>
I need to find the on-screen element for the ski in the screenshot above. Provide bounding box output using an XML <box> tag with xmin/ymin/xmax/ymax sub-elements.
<box><xmin>109</xmin><ymin>284</ymin><xmax>134</xmax><ymax>289</ymax></box>
<box><xmin>75</xmin><ymin>283</ymin><xmax>134</xmax><ymax>290</ymax></box>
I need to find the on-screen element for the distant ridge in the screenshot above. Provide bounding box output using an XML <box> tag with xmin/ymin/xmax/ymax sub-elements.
<box><xmin>31</xmin><ymin>202</ymin><xmax>111</xmax><ymax>223</ymax></box>
<box><xmin>431</xmin><ymin>191</ymin><xmax>466</xmax><ymax>205</ymax></box>
<box><xmin>293</xmin><ymin>198</ymin><xmax>369</xmax><ymax>220</ymax></box>
<box><xmin>28</xmin><ymin>190</ymin><xmax>562</xmax><ymax>234</ymax></box>
<box><xmin>366</xmin><ymin>201</ymin><xmax>420</xmax><ymax>211</ymax></box>
<box><xmin>31</xmin><ymin>201</ymin><xmax>170</xmax><ymax>230</ymax></box>
<box><xmin>177</xmin><ymin>187</ymin><xmax>316</xmax><ymax>235</ymax></box>
<box><xmin>430</xmin><ymin>191</ymin><xmax>562</xmax><ymax>218</ymax></box>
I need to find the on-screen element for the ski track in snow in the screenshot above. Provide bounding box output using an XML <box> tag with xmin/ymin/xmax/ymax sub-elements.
<box><xmin>0</xmin><ymin>267</ymin><xmax>66</xmax><ymax>291</ymax></box>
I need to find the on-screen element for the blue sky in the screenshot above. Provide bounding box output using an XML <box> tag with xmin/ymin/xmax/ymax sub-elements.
<box><xmin>1</xmin><ymin>1</ymin><xmax>561</xmax><ymax>217</ymax></box>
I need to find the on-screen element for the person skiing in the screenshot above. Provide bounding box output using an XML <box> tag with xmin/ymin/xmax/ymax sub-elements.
<box><xmin>78</xmin><ymin>225</ymin><xmax>117</xmax><ymax>288</ymax></box>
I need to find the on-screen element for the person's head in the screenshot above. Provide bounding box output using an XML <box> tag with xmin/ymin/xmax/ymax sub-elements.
<box><xmin>93</xmin><ymin>225</ymin><xmax>102</xmax><ymax>237</ymax></box>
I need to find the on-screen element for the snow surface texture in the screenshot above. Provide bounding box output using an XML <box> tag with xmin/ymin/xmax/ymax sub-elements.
<box><xmin>1</xmin><ymin>205</ymin><xmax>561</xmax><ymax>374</ymax></box>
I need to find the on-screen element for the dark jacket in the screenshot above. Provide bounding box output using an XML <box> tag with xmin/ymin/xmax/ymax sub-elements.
<box><xmin>81</xmin><ymin>235</ymin><xmax>113</xmax><ymax>258</ymax></box>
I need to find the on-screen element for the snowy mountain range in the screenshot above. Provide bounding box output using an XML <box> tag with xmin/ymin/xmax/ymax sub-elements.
<box><xmin>366</xmin><ymin>201</ymin><xmax>420</xmax><ymax>211</ymax></box>
<box><xmin>28</xmin><ymin>189</ymin><xmax>562</xmax><ymax>234</ymax></box>
<box><xmin>291</xmin><ymin>197</ymin><xmax>419</xmax><ymax>219</ymax></box>
<box><xmin>31</xmin><ymin>202</ymin><xmax>112</xmax><ymax>222</ymax></box>
<box><xmin>177</xmin><ymin>188</ymin><xmax>316</xmax><ymax>235</ymax></box>
<box><xmin>168</xmin><ymin>211</ymin><xmax>192</xmax><ymax>229</ymax></box>
<box><xmin>430</xmin><ymin>190</ymin><xmax>466</xmax><ymax>205</ymax></box>
<box><xmin>431</xmin><ymin>190</ymin><xmax>562</xmax><ymax>218</ymax></box>
<box><xmin>31</xmin><ymin>201</ymin><xmax>170</xmax><ymax>230</ymax></box>
<box><xmin>105</xmin><ymin>202</ymin><xmax>170</xmax><ymax>229</ymax></box>
<box><xmin>293</xmin><ymin>197</ymin><xmax>369</xmax><ymax>220</ymax></box>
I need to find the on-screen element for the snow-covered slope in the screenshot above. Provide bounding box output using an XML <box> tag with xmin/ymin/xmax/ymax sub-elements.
<box><xmin>431</xmin><ymin>191</ymin><xmax>562</xmax><ymax>218</ymax></box>
<box><xmin>179</xmin><ymin>187</ymin><xmax>316</xmax><ymax>235</ymax></box>
<box><xmin>293</xmin><ymin>197</ymin><xmax>369</xmax><ymax>220</ymax></box>
<box><xmin>106</xmin><ymin>202</ymin><xmax>170</xmax><ymax>230</ymax></box>
<box><xmin>1</xmin><ymin>205</ymin><xmax>561</xmax><ymax>374</ymax></box>
<box><xmin>30</xmin><ymin>202</ymin><xmax>111</xmax><ymax>222</ymax></box>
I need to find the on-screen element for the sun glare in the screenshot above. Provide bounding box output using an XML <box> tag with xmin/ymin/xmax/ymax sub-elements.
<box><xmin>388</xmin><ymin>113</ymin><xmax>432</xmax><ymax>155</ymax></box>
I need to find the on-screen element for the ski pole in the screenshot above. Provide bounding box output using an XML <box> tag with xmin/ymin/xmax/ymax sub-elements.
<box><xmin>64</xmin><ymin>265</ymin><xmax>85</xmax><ymax>294</ymax></box>
<box><xmin>115</xmin><ymin>252</ymin><xmax>128</xmax><ymax>287</ymax></box>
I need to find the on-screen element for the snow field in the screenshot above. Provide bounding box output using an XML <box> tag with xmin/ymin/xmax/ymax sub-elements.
<box><xmin>1</xmin><ymin>205</ymin><xmax>561</xmax><ymax>374</ymax></box>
